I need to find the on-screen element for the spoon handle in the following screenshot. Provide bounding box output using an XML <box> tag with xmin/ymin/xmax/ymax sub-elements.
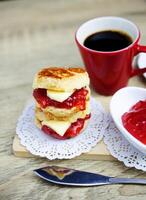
<box><xmin>109</xmin><ymin>177</ymin><xmax>146</xmax><ymax>185</ymax></box>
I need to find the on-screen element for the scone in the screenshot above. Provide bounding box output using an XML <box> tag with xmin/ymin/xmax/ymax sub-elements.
<box><xmin>35</xmin><ymin>101</ymin><xmax>90</xmax><ymax>122</ymax></box>
<box><xmin>33</xmin><ymin>67</ymin><xmax>91</xmax><ymax>139</ymax></box>
<box><xmin>33</xmin><ymin>67</ymin><xmax>89</xmax><ymax>92</ymax></box>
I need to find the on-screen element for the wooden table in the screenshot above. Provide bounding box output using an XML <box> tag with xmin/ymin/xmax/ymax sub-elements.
<box><xmin>1</xmin><ymin>0</ymin><xmax>146</xmax><ymax>199</ymax></box>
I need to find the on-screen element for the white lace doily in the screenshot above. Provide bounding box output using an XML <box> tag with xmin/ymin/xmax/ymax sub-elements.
<box><xmin>16</xmin><ymin>98</ymin><xmax>108</xmax><ymax>160</ymax></box>
<box><xmin>104</xmin><ymin>115</ymin><xmax>146</xmax><ymax>171</ymax></box>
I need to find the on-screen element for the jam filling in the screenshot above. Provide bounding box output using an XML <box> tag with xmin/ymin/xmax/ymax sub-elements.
<box><xmin>33</xmin><ymin>87</ymin><xmax>88</xmax><ymax>110</ymax></box>
<box><xmin>42</xmin><ymin>114</ymin><xmax>91</xmax><ymax>140</ymax></box>
<box><xmin>122</xmin><ymin>100</ymin><xmax>146</xmax><ymax>144</ymax></box>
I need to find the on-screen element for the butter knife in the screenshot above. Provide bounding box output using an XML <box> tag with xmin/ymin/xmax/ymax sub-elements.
<box><xmin>34</xmin><ymin>165</ymin><xmax>146</xmax><ymax>186</ymax></box>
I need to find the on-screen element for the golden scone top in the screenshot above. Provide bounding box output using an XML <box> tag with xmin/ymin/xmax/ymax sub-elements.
<box><xmin>33</xmin><ymin>67</ymin><xmax>89</xmax><ymax>92</ymax></box>
<box><xmin>38</xmin><ymin>67</ymin><xmax>86</xmax><ymax>79</ymax></box>
<box><xmin>67</xmin><ymin>68</ymin><xmax>85</xmax><ymax>73</ymax></box>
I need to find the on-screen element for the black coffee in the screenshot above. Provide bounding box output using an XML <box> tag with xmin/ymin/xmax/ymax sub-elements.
<box><xmin>84</xmin><ymin>30</ymin><xmax>133</xmax><ymax>52</ymax></box>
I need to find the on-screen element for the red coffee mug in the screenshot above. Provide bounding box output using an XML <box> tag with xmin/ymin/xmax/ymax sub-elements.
<box><xmin>75</xmin><ymin>16</ymin><xmax>146</xmax><ymax>95</ymax></box>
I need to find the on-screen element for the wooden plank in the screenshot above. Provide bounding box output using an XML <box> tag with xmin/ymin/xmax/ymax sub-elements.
<box><xmin>13</xmin><ymin>135</ymin><xmax>115</xmax><ymax>160</ymax></box>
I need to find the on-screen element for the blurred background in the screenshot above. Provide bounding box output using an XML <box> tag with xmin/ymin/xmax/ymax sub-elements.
<box><xmin>1</xmin><ymin>0</ymin><xmax>146</xmax><ymax>96</ymax></box>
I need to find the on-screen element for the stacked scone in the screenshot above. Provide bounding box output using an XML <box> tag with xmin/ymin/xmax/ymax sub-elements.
<box><xmin>33</xmin><ymin>67</ymin><xmax>91</xmax><ymax>139</ymax></box>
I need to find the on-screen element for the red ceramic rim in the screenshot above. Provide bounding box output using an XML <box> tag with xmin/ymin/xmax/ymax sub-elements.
<box><xmin>75</xmin><ymin>16</ymin><xmax>140</xmax><ymax>55</ymax></box>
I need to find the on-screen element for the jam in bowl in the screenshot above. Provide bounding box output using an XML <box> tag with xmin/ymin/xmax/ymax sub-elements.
<box><xmin>110</xmin><ymin>87</ymin><xmax>146</xmax><ymax>154</ymax></box>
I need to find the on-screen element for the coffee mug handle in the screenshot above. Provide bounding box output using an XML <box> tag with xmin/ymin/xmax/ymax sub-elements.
<box><xmin>131</xmin><ymin>44</ymin><xmax>146</xmax><ymax>77</ymax></box>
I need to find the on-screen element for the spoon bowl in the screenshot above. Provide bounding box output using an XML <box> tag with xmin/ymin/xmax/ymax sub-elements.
<box><xmin>110</xmin><ymin>86</ymin><xmax>146</xmax><ymax>154</ymax></box>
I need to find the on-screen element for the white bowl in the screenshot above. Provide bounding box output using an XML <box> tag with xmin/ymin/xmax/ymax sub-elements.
<box><xmin>110</xmin><ymin>86</ymin><xmax>146</xmax><ymax>154</ymax></box>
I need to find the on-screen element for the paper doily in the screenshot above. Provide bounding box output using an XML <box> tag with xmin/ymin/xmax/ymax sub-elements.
<box><xmin>16</xmin><ymin>98</ymin><xmax>108</xmax><ymax>160</ymax></box>
<box><xmin>104</xmin><ymin>115</ymin><xmax>146</xmax><ymax>171</ymax></box>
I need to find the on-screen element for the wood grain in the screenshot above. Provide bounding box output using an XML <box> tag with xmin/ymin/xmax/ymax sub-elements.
<box><xmin>13</xmin><ymin>135</ymin><xmax>115</xmax><ymax>160</ymax></box>
<box><xmin>1</xmin><ymin>0</ymin><xmax>146</xmax><ymax>199</ymax></box>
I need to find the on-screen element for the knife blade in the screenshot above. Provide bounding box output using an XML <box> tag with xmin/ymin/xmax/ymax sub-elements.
<box><xmin>34</xmin><ymin>165</ymin><xmax>146</xmax><ymax>186</ymax></box>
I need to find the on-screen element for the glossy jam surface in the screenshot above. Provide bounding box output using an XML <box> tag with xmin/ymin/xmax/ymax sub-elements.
<box><xmin>33</xmin><ymin>88</ymin><xmax>88</xmax><ymax>110</ymax></box>
<box><xmin>42</xmin><ymin>114</ymin><xmax>91</xmax><ymax>140</ymax></box>
<box><xmin>122</xmin><ymin>100</ymin><xmax>146</xmax><ymax>144</ymax></box>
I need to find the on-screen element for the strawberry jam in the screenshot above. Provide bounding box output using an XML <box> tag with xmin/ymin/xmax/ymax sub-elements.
<box><xmin>122</xmin><ymin>100</ymin><xmax>146</xmax><ymax>144</ymax></box>
<box><xmin>42</xmin><ymin>114</ymin><xmax>91</xmax><ymax>139</ymax></box>
<box><xmin>33</xmin><ymin>88</ymin><xmax>88</xmax><ymax>110</ymax></box>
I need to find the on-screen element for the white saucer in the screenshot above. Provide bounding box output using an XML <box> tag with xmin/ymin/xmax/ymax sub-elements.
<box><xmin>137</xmin><ymin>53</ymin><xmax>146</xmax><ymax>78</ymax></box>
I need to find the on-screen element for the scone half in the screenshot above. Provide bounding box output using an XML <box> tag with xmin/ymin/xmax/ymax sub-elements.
<box><xmin>35</xmin><ymin>114</ymin><xmax>90</xmax><ymax>140</ymax></box>
<box><xmin>33</xmin><ymin>67</ymin><xmax>89</xmax><ymax>92</ymax></box>
<box><xmin>35</xmin><ymin>100</ymin><xmax>90</xmax><ymax>123</ymax></box>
